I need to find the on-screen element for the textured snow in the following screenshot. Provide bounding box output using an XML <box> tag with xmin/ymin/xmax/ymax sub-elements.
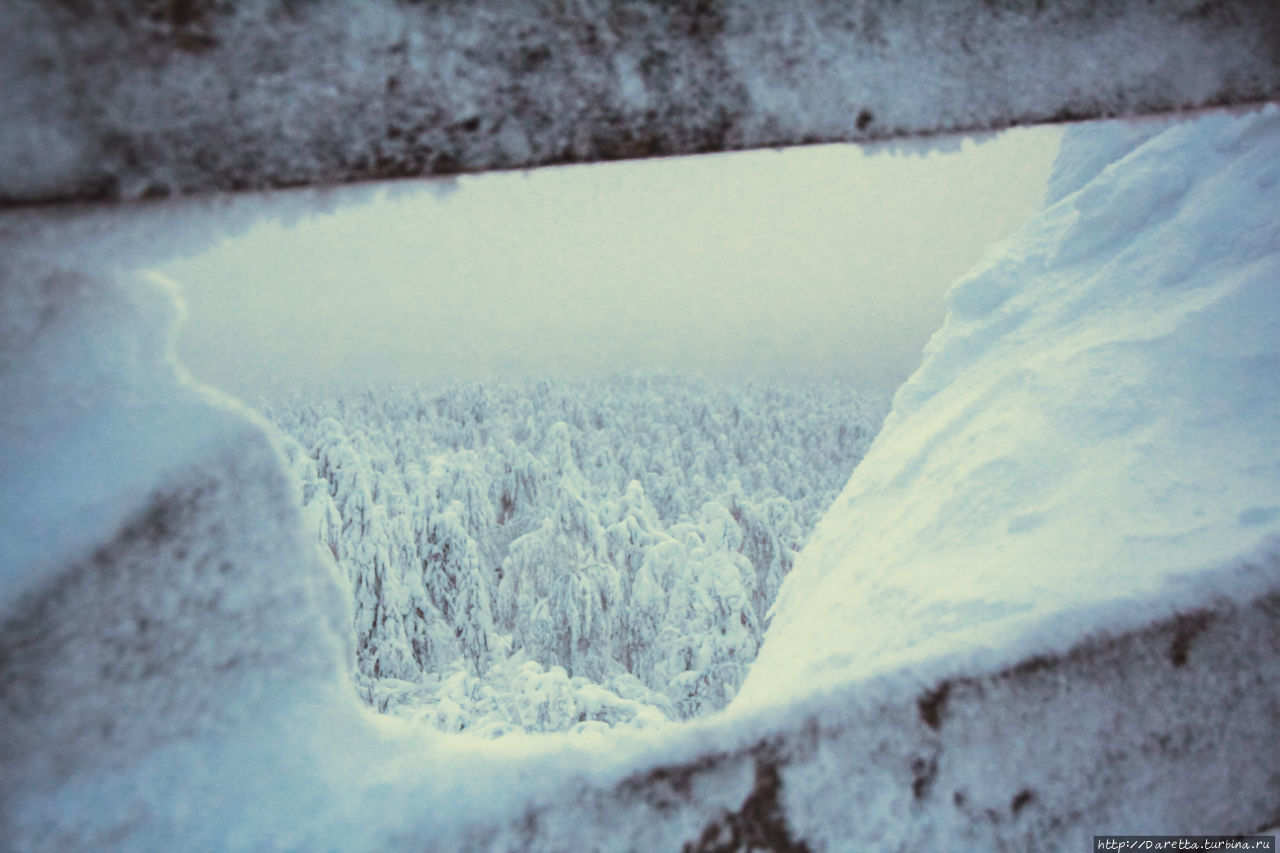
<box><xmin>0</xmin><ymin>261</ymin><xmax>221</xmax><ymax>614</ymax></box>
<box><xmin>737</xmin><ymin>105</ymin><xmax>1280</xmax><ymax>708</ymax></box>
<box><xmin>0</xmin><ymin>194</ymin><xmax>362</xmax><ymax>615</ymax></box>
<box><xmin>3</xmin><ymin>1</ymin><xmax>1278</xmax><ymax>202</ymax></box>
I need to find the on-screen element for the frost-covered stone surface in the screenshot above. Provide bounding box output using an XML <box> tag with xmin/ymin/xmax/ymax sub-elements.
<box><xmin>3</xmin><ymin>107</ymin><xmax>1280</xmax><ymax>850</ymax></box>
<box><xmin>3</xmin><ymin>0</ymin><xmax>1278</xmax><ymax>203</ymax></box>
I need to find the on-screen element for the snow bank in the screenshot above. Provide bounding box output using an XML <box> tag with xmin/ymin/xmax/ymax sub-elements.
<box><xmin>0</xmin><ymin>190</ymin><xmax>373</xmax><ymax>611</ymax></box>
<box><xmin>738</xmin><ymin>104</ymin><xmax>1280</xmax><ymax>707</ymax></box>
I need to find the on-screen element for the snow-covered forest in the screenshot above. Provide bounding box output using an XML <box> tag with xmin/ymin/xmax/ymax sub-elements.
<box><xmin>6</xmin><ymin>97</ymin><xmax>1280</xmax><ymax>852</ymax></box>
<box><xmin>261</xmin><ymin>376</ymin><xmax>887</xmax><ymax>734</ymax></box>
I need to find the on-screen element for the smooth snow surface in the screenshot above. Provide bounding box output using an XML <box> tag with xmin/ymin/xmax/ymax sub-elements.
<box><xmin>738</xmin><ymin>105</ymin><xmax>1280</xmax><ymax>708</ymax></box>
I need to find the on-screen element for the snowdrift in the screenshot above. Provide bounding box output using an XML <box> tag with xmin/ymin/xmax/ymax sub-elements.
<box><xmin>739</xmin><ymin>107</ymin><xmax>1280</xmax><ymax>703</ymax></box>
<box><xmin>2</xmin><ymin>107</ymin><xmax>1278</xmax><ymax>850</ymax></box>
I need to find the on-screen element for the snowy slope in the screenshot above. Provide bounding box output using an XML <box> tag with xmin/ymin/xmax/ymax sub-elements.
<box><xmin>738</xmin><ymin>105</ymin><xmax>1280</xmax><ymax>707</ymax></box>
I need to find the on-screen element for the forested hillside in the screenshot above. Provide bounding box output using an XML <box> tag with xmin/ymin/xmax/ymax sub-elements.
<box><xmin>263</xmin><ymin>376</ymin><xmax>886</xmax><ymax>734</ymax></box>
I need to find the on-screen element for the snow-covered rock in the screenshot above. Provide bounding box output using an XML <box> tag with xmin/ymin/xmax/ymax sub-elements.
<box><xmin>738</xmin><ymin>105</ymin><xmax>1280</xmax><ymax>706</ymax></box>
<box><xmin>2</xmin><ymin>105</ymin><xmax>1278</xmax><ymax>850</ymax></box>
<box><xmin>3</xmin><ymin>1</ymin><xmax>1278</xmax><ymax>203</ymax></box>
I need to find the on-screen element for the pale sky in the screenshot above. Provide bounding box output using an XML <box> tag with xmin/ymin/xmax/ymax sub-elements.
<box><xmin>162</xmin><ymin>125</ymin><xmax>1062</xmax><ymax>399</ymax></box>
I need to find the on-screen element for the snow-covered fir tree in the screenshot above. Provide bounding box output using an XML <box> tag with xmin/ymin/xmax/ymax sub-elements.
<box><xmin>261</xmin><ymin>375</ymin><xmax>887</xmax><ymax>734</ymax></box>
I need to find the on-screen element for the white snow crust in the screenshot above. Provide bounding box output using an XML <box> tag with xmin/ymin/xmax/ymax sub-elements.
<box><xmin>0</xmin><ymin>194</ymin><xmax>360</xmax><ymax>616</ymax></box>
<box><xmin>738</xmin><ymin>105</ymin><xmax>1280</xmax><ymax>709</ymax></box>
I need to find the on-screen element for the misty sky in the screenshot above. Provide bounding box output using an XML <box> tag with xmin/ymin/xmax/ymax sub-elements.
<box><xmin>162</xmin><ymin>125</ymin><xmax>1062</xmax><ymax>400</ymax></box>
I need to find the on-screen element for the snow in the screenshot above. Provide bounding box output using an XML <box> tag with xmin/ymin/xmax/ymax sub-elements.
<box><xmin>263</xmin><ymin>377</ymin><xmax>883</xmax><ymax>731</ymax></box>
<box><xmin>0</xmin><ymin>210</ymin><xmax>688</xmax><ymax>849</ymax></box>
<box><xmin>0</xmin><ymin>194</ymin><xmax>368</xmax><ymax>616</ymax></box>
<box><xmin>737</xmin><ymin>104</ymin><xmax>1280</xmax><ymax>709</ymax></box>
<box><xmin>3</xmin><ymin>1</ymin><xmax>1278</xmax><ymax>202</ymax></box>
<box><xmin>3</xmin><ymin>106</ymin><xmax>1279</xmax><ymax>848</ymax></box>
<box><xmin>0</xmin><ymin>264</ymin><xmax>216</xmax><ymax>614</ymax></box>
